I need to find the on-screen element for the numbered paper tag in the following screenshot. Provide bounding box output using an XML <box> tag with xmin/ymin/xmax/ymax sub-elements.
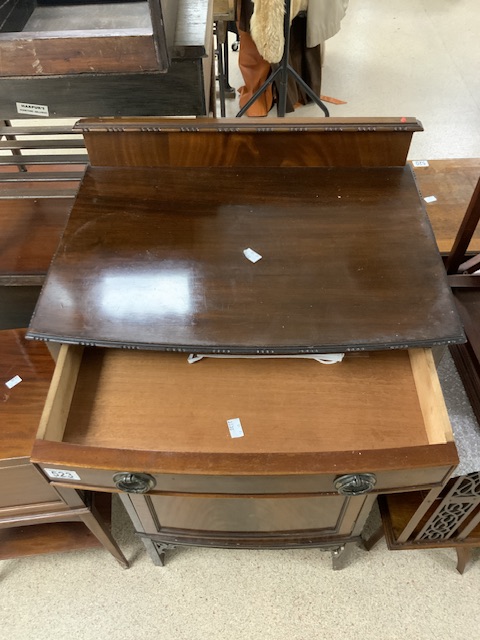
<box><xmin>412</xmin><ymin>160</ymin><xmax>429</xmax><ymax>167</ymax></box>
<box><xmin>227</xmin><ymin>418</ymin><xmax>244</xmax><ymax>438</ymax></box>
<box><xmin>44</xmin><ymin>468</ymin><xmax>81</xmax><ymax>481</ymax></box>
<box><xmin>5</xmin><ymin>375</ymin><xmax>22</xmax><ymax>389</ymax></box>
<box><xmin>424</xmin><ymin>195</ymin><xmax>437</xmax><ymax>203</ymax></box>
<box><xmin>243</xmin><ymin>248</ymin><xmax>262</xmax><ymax>263</ymax></box>
<box><xmin>16</xmin><ymin>102</ymin><xmax>49</xmax><ymax>117</ymax></box>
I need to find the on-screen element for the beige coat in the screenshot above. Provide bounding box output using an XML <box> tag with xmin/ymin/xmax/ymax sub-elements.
<box><xmin>251</xmin><ymin>0</ymin><xmax>349</xmax><ymax>63</ymax></box>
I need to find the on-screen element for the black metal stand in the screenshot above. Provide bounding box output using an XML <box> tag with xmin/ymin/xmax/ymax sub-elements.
<box><xmin>236</xmin><ymin>0</ymin><xmax>329</xmax><ymax>118</ymax></box>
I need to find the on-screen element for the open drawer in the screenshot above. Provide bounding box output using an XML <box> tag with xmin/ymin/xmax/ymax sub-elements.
<box><xmin>31</xmin><ymin>346</ymin><xmax>458</xmax><ymax>496</ymax></box>
<box><xmin>0</xmin><ymin>0</ymin><xmax>177</xmax><ymax>76</ymax></box>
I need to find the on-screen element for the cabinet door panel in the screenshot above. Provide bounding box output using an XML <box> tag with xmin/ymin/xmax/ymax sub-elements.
<box><xmin>144</xmin><ymin>494</ymin><xmax>351</xmax><ymax>534</ymax></box>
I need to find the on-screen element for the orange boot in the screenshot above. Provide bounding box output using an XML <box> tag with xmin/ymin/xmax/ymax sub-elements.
<box><xmin>237</xmin><ymin>29</ymin><xmax>274</xmax><ymax>116</ymax></box>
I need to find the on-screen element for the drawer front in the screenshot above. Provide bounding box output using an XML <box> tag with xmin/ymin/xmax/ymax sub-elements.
<box><xmin>38</xmin><ymin>464</ymin><xmax>453</xmax><ymax>495</ymax></box>
<box><xmin>0</xmin><ymin>463</ymin><xmax>60</xmax><ymax>510</ymax></box>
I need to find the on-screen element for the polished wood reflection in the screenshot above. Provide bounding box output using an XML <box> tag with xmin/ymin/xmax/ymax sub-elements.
<box><xmin>28</xmin><ymin>164</ymin><xmax>463</xmax><ymax>351</ymax></box>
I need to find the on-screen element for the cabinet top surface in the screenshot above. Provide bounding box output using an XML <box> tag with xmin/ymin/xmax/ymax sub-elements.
<box><xmin>27</xmin><ymin>164</ymin><xmax>463</xmax><ymax>352</ymax></box>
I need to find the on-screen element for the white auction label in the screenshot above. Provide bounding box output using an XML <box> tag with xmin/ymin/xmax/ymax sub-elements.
<box><xmin>5</xmin><ymin>375</ymin><xmax>22</xmax><ymax>389</ymax></box>
<box><xmin>424</xmin><ymin>195</ymin><xmax>437</xmax><ymax>203</ymax></box>
<box><xmin>16</xmin><ymin>102</ymin><xmax>49</xmax><ymax>117</ymax></box>
<box><xmin>227</xmin><ymin>418</ymin><xmax>245</xmax><ymax>438</ymax></box>
<box><xmin>44</xmin><ymin>468</ymin><xmax>81</xmax><ymax>481</ymax></box>
<box><xmin>243</xmin><ymin>248</ymin><xmax>262</xmax><ymax>263</ymax></box>
<box><xmin>412</xmin><ymin>160</ymin><xmax>429</xmax><ymax>167</ymax></box>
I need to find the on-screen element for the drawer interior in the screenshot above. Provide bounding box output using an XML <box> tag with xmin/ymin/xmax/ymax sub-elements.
<box><xmin>37</xmin><ymin>346</ymin><xmax>453</xmax><ymax>458</ymax></box>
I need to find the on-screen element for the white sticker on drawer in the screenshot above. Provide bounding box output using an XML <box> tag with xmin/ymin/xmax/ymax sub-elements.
<box><xmin>5</xmin><ymin>375</ymin><xmax>22</xmax><ymax>389</ymax></box>
<box><xmin>44</xmin><ymin>468</ymin><xmax>81</xmax><ymax>481</ymax></box>
<box><xmin>412</xmin><ymin>160</ymin><xmax>429</xmax><ymax>167</ymax></box>
<box><xmin>16</xmin><ymin>102</ymin><xmax>49</xmax><ymax>117</ymax></box>
<box><xmin>227</xmin><ymin>418</ymin><xmax>244</xmax><ymax>438</ymax></box>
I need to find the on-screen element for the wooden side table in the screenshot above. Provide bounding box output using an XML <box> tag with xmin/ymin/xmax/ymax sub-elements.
<box><xmin>0</xmin><ymin>329</ymin><xmax>128</xmax><ymax>567</ymax></box>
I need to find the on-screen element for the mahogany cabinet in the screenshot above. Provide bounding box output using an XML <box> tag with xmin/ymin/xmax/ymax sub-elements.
<box><xmin>31</xmin><ymin>345</ymin><xmax>458</xmax><ymax>567</ymax></box>
<box><xmin>26</xmin><ymin>118</ymin><xmax>463</xmax><ymax>568</ymax></box>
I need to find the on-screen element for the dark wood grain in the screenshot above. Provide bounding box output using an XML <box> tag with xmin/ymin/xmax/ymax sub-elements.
<box><xmin>0</xmin><ymin>329</ymin><xmax>54</xmax><ymax>459</ymax></box>
<box><xmin>79</xmin><ymin>117</ymin><xmax>423</xmax><ymax>168</ymax></box>
<box><xmin>28</xmin><ymin>164</ymin><xmax>463</xmax><ymax>352</ymax></box>
<box><xmin>0</xmin><ymin>198</ymin><xmax>72</xmax><ymax>276</ymax></box>
<box><xmin>410</xmin><ymin>158</ymin><xmax>480</xmax><ymax>253</ymax></box>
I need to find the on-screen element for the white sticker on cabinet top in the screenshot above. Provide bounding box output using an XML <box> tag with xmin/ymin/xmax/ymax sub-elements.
<box><xmin>16</xmin><ymin>102</ymin><xmax>49</xmax><ymax>117</ymax></box>
<box><xmin>5</xmin><ymin>375</ymin><xmax>22</xmax><ymax>389</ymax></box>
<box><xmin>44</xmin><ymin>468</ymin><xmax>81</xmax><ymax>481</ymax></box>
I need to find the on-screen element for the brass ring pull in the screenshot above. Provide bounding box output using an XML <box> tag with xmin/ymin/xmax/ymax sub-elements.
<box><xmin>334</xmin><ymin>473</ymin><xmax>377</xmax><ymax>496</ymax></box>
<box><xmin>113</xmin><ymin>472</ymin><xmax>156</xmax><ymax>494</ymax></box>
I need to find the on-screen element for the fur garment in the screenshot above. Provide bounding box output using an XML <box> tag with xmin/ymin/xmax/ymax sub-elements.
<box><xmin>250</xmin><ymin>0</ymin><xmax>308</xmax><ymax>64</ymax></box>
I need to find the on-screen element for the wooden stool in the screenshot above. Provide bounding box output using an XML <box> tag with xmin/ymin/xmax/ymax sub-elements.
<box><xmin>0</xmin><ymin>329</ymin><xmax>128</xmax><ymax>567</ymax></box>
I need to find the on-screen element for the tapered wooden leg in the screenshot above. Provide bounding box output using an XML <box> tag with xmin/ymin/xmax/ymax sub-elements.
<box><xmin>455</xmin><ymin>547</ymin><xmax>472</xmax><ymax>575</ymax></box>
<box><xmin>141</xmin><ymin>537</ymin><xmax>166</xmax><ymax>567</ymax></box>
<box><xmin>362</xmin><ymin>526</ymin><xmax>385</xmax><ymax>551</ymax></box>
<box><xmin>79</xmin><ymin>509</ymin><xmax>129</xmax><ymax>569</ymax></box>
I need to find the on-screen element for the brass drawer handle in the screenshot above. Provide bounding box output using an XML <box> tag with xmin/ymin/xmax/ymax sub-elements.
<box><xmin>113</xmin><ymin>472</ymin><xmax>156</xmax><ymax>494</ymax></box>
<box><xmin>334</xmin><ymin>473</ymin><xmax>377</xmax><ymax>496</ymax></box>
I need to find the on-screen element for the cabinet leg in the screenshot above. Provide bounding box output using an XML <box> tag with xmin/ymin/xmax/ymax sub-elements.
<box><xmin>331</xmin><ymin>542</ymin><xmax>355</xmax><ymax>570</ymax></box>
<box><xmin>140</xmin><ymin>538</ymin><xmax>177</xmax><ymax>567</ymax></box>
<box><xmin>456</xmin><ymin>547</ymin><xmax>472</xmax><ymax>575</ymax></box>
<box><xmin>141</xmin><ymin>537</ymin><xmax>166</xmax><ymax>566</ymax></box>
<box><xmin>362</xmin><ymin>525</ymin><xmax>385</xmax><ymax>551</ymax></box>
<box><xmin>79</xmin><ymin>510</ymin><xmax>129</xmax><ymax>569</ymax></box>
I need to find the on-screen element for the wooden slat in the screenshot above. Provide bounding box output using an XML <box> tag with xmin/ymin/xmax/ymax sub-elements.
<box><xmin>0</xmin><ymin>171</ymin><xmax>84</xmax><ymax>182</ymax></box>
<box><xmin>0</xmin><ymin>153</ymin><xmax>88</xmax><ymax>166</ymax></box>
<box><xmin>0</xmin><ymin>187</ymin><xmax>79</xmax><ymax>199</ymax></box>
<box><xmin>409</xmin><ymin>349</ymin><xmax>453</xmax><ymax>445</ymax></box>
<box><xmin>0</xmin><ymin>125</ymin><xmax>79</xmax><ymax>136</ymax></box>
<box><xmin>0</xmin><ymin>139</ymin><xmax>85</xmax><ymax>150</ymax></box>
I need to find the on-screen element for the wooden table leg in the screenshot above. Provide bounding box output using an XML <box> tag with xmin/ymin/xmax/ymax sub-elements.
<box><xmin>456</xmin><ymin>547</ymin><xmax>472</xmax><ymax>574</ymax></box>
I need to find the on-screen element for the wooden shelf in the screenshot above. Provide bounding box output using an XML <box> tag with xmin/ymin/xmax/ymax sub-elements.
<box><xmin>0</xmin><ymin>492</ymin><xmax>113</xmax><ymax>560</ymax></box>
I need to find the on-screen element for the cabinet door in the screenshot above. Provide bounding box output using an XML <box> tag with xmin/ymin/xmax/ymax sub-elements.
<box><xmin>127</xmin><ymin>493</ymin><xmax>369</xmax><ymax>543</ymax></box>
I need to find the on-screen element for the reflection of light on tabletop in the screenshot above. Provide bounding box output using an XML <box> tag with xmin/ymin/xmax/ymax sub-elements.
<box><xmin>98</xmin><ymin>271</ymin><xmax>192</xmax><ymax>318</ymax></box>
